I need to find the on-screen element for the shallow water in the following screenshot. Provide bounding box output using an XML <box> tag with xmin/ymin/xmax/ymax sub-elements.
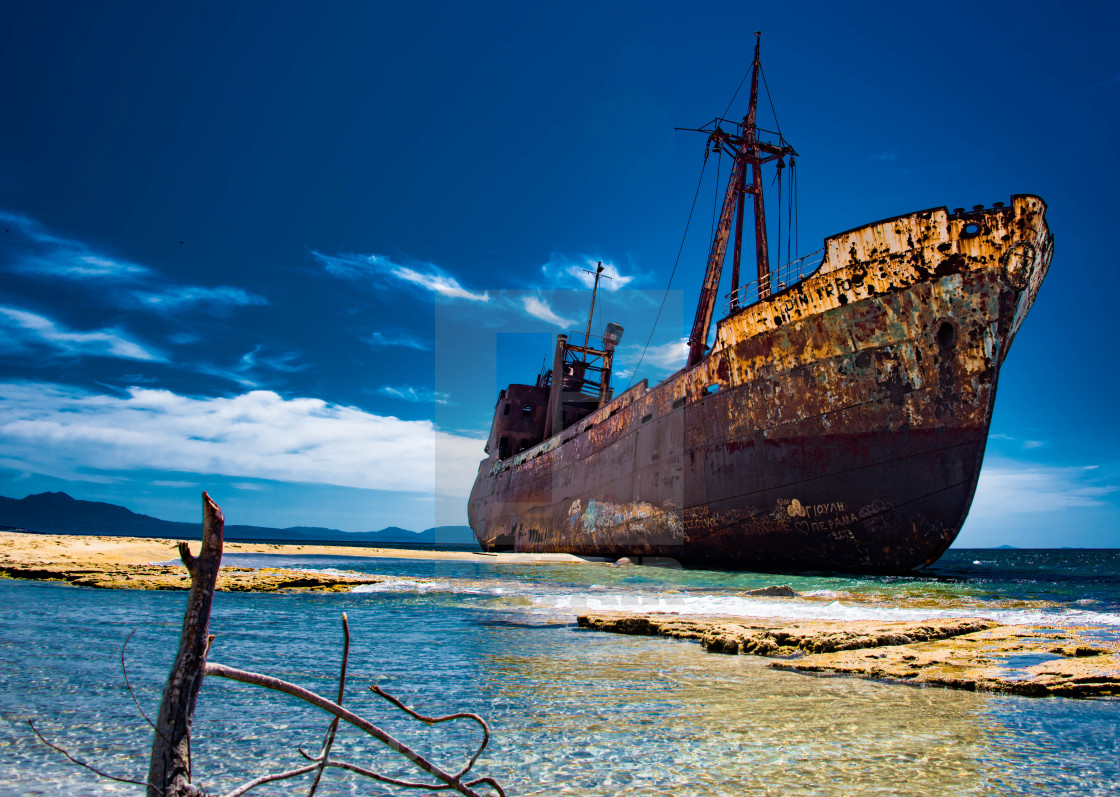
<box><xmin>2</xmin><ymin>550</ymin><xmax>1119</xmax><ymax>795</ymax></box>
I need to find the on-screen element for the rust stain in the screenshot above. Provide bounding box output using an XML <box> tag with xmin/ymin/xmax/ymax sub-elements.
<box><xmin>468</xmin><ymin>195</ymin><xmax>1052</xmax><ymax>572</ymax></box>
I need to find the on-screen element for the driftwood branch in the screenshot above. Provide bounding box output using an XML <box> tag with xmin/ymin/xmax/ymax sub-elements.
<box><xmin>28</xmin><ymin>719</ymin><xmax>150</xmax><ymax>787</ymax></box>
<box><xmin>219</xmin><ymin>764</ymin><xmax>323</xmax><ymax>797</ymax></box>
<box><xmin>306</xmin><ymin>612</ymin><xmax>349</xmax><ymax>796</ymax></box>
<box><xmin>121</xmin><ymin>628</ymin><xmax>164</xmax><ymax>740</ymax></box>
<box><xmin>32</xmin><ymin>493</ymin><xmax>505</xmax><ymax>797</ymax></box>
<box><xmin>146</xmin><ymin>492</ymin><xmax>224</xmax><ymax>797</ymax></box>
<box><xmin>204</xmin><ymin>662</ymin><xmax>501</xmax><ymax>797</ymax></box>
<box><xmin>369</xmin><ymin>685</ymin><xmax>493</xmax><ymax>777</ymax></box>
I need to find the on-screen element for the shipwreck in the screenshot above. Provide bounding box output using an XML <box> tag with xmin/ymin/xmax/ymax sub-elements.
<box><xmin>467</xmin><ymin>37</ymin><xmax>1052</xmax><ymax>571</ymax></box>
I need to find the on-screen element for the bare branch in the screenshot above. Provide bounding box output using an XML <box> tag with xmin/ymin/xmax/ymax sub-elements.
<box><xmin>317</xmin><ymin>761</ymin><xmax>506</xmax><ymax>796</ymax></box>
<box><xmin>38</xmin><ymin>494</ymin><xmax>506</xmax><ymax>797</ymax></box>
<box><xmin>204</xmin><ymin>662</ymin><xmax>492</xmax><ymax>797</ymax></box>
<box><xmin>218</xmin><ymin>764</ymin><xmax>322</xmax><ymax>797</ymax></box>
<box><xmin>465</xmin><ymin>776</ymin><xmax>508</xmax><ymax>797</ymax></box>
<box><xmin>29</xmin><ymin>719</ymin><xmax>148</xmax><ymax>787</ymax></box>
<box><xmin>121</xmin><ymin>628</ymin><xmax>165</xmax><ymax>742</ymax></box>
<box><xmin>178</xmin><ymin>541</ymin><xmax>197</xmax><ymax>574</ymax></box>
<box><xmin>320</xmin><ymin>758</ymin><xmax>459</xmax><ymax>790</ymax></box>
<box><xmin>370</xmin><ymin>685</ymin><xmax>491</xmax><ymax>776</ymax></box>
<box><xmin>307</xmin><ymin>612</ymin><xmax>349</xmax><ymax>796</ymax></box>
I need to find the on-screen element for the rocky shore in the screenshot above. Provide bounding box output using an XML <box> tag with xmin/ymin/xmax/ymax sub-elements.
<box><xmin>578</xmin><ymin>612</ymin><xmax>1120</xmax><ymax>698</ymax></box>
<box><xmin>9</xmin><ymin>530</ymin><xmax>1119</xmax><ymax>698</ymax></box>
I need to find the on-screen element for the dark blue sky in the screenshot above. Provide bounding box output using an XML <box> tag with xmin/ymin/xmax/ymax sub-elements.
<box><xmin>1</xmin><ymin>1</ymin><xmax>1117</xmax><ymax>545</ymax></box>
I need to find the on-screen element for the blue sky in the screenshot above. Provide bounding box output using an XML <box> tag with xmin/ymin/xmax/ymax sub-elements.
<box><xmin>1</xmin><ymin>1</ymin><xmax>1117</xmax><ymax>546</ymax></box>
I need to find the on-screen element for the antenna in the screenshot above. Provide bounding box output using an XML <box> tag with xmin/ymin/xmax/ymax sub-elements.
<box><xmin>581</xmin><ymin>261</ymin><xmax>611</xmax><ymax>353</ymax></box>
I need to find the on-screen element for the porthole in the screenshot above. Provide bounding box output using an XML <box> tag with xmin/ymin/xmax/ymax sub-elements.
<box><xmin>961</xmin><ymin>222</ymin><xmax>980</xmax><ymax>238</ymax></box>
<box><xmin>936</xmin><ymin>321</ymin><xmax>957</xmax><ymax>349</ymax></box>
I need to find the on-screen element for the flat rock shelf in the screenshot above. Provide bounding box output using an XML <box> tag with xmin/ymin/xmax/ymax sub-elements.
<box><xmin>577</xmin><ymin>612</ymin><xmax>1120</xmax><ymax>698</ymax></box>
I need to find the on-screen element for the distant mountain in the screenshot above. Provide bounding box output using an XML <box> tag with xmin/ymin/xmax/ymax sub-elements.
<box><xmin>0</xmin><ymin>491</ymin><xmax>477</xmax><ymax>546</ymax></box>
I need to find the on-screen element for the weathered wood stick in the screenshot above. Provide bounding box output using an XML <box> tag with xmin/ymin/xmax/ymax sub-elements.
<box><xmin>203</xmin><ymin>663</ymin><xmax>492</xmax><ymax>797</ymax></box>
<box><xmin>146</xmin><ymin>492</ymin><xmax>224</xmax><ymax>797</ymax></box>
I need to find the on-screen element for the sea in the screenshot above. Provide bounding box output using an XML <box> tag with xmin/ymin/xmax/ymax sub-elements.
<box><xmin>1</xmin><ymin>548</ymin><xmax>1118</xmax><ymax>796</ymax></box>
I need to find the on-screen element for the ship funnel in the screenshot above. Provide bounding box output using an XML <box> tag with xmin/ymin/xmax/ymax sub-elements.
<box><xmin>604</xmin><ymin>322</ymin><xmax>624</xmax><ymax>350</ymax></box>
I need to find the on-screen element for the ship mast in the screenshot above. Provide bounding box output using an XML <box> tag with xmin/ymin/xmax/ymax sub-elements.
<box><xmin>685</xmin><ymin>33</ymin><xmax>796</xmax><ymax>368</ymax></box>
<box><xmin>581</xmin><ymin>261</ymin><xmax>609</xmax><ymax>353</ymax></box>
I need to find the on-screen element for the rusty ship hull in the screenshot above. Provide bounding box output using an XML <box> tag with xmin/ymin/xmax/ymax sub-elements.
<box><xmin>468</xmin><ymin>196</ymin><xmax>1052</xmax><ymax>571</ymax></box>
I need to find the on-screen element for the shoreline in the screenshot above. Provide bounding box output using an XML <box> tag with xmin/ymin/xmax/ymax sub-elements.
<box><xmin>0</xmin><ymin>530</ymin><xmax>601</xmax><ymax>592</ymax></box>
<box><xmin>5</xmin><ymin>530</ymin><xmax>1119</xmax><ymax>697</ymax></box>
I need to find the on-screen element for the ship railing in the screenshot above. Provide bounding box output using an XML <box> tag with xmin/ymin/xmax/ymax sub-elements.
<box><xmin>724</xmin><ymin>249</ymin><xmax>824</xmax><ymax>312</ymax></box>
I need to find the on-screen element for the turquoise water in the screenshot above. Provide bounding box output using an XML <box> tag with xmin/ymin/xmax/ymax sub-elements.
<box><xmin>1</xmin><ymin>550</ymin><xmax>1118</xmax><ymax>795</ymax></box>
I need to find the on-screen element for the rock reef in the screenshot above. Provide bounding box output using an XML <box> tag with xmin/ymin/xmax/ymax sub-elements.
<box><xmin>1</xmin><ymin>561</ymin><xmax>387</xmax><ymax>592</ymax></box>
<box><xmin>578</xmin><ymin>612</ymin><xmax>1120</xmax><ymax>698</ymax></box>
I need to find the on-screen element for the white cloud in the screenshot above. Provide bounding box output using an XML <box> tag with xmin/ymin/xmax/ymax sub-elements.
<box><xmin>237</xmin><ymin>346</ymin><xmax>307</xmax><ymax>374</ymax></box>
<box><xmin>541</xmin><ymin>255</ymin><xmax>635</xmax><ymax>292</ymax></box>
<box><xmin>0</xmin><ymin>211</ymin><xmax>150</xmax><ymax>279</ymax></box>
<box><xmin>1</xmin><ymin>208</ymin><xmax>266</xmax><ymax>315</ymax></box>
<box><xmin>365</xmin><ymin>331</ymin><xmax>431</xmax><ymax>350</ymax></box>
<box><xmin>0</xmin><ymin>382</ymin><xmax>484</xmax><ymax>497</ymax></box>
<box><xmin>0</xmin><ymin>306</ymin><xmax>163</xmax><ymax>362</ymax></box>
<box><xmin>313</xmin><ymin>250</ymin><xmax>489</xmax><ymax>302</ymax></box>
<box><xmin>391</xmin><ymin>265</ymin><xmax>490</xmax><ymax>302</ymax></box>
<box><xmin>621</xmin><ymin>337</ymin><xmax>688</xmax><ymax>377</ymax></box>
<box><xmin>971</xmin><ymin>463</ymin><xmax>1117</xmax><ymax>516</ymax></box>
<box><xmin>129</xmin><ymin>286</ymin><xmax>268</xmax><ymax>311</ymax></box>
<box><xmin>521</xmin><ymin>296</ymin><xmax>577</xmax><ymax>328</ymax></box>
<box><xmin>377</xmin><ymin>385</ymin><xmax>451</xmax><ymax>405</ymax></box>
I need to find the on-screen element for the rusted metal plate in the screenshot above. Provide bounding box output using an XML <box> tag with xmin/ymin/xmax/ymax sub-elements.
<box><xmin>468</xmin><ymin>195</ymin><xmax>1052</xmax><ymax>572</ymax></box>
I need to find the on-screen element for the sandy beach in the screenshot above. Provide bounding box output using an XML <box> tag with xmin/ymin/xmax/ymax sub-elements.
<box><xmin>0</xmin><ymin>529</ymin><xmax>597</xmax><ymax>591</ymax></box>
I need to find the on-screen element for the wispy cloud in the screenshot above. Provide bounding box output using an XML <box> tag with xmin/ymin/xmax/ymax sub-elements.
<box><xmin>971</xmin><ymin>462</ymin><xmax>1117</xmax><ymax>516</ymax></box>
<box><xmin>129</xmin><ymin>286</ymin><xmax>267</xmax><ymax>312</ymax></box>
<box><xmin>0</xmin><ymin>306</ymin><xmax>163</xmax><ymax>362</ymax></box>
<box><xmin>0</xmin><ymin>381</ymin><xmax>483</xmax><ymax>496</ymax></box>
<box><xmin>391</xmin><ymin>264</ymin><xmax>489</xmax><ymax>302</ymax></box>
<box><xmin>313</xmin><ymin>250</ymin><xmax>489</xmax><ymax>302</ymax></box>
<box><xmin>365</xmin><ymin>331</ymin><xmax>431</xmax><ymax>350</ymax></box>
<box><xmin>540</xmin><ymin>254</ymin><xmax>634</xmax><ymax>292</ymax></box>
<box><xmin>377</xmin><ymin>385</ymin><xmax>451</xmax><ymax>405</ymax></box>
<box><xmin>237</xmin><ymin>346</ymin><xmax>307</xmax><ymax>374</ymax></box>
<box><xmin>620</xmin><ymin>337</ymin><xmax>688</xmax><ymax>377</ymax></box>
<box><xmin>1</xmin><ymin>208</ymin><xmax>267</xmax><ymax>315</ymax></box>
<box><xmin>521</xmin><ymin>296</ymin><xmax>577</xmax><ymax>328</ymax></box>
<box><xmin>0</xmin><ymin>210</ymin><xmax>150</xmax><ymax>279</ymax></box>
<box><xmin>988</xmin><ymin>432</ymin><xmax>1049</xmax><ymax>452</ymax></box>
<box><xmin>874</xmin><ymin>151</ymin><xmax>899</xmax><ymax>161</ymax></box>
